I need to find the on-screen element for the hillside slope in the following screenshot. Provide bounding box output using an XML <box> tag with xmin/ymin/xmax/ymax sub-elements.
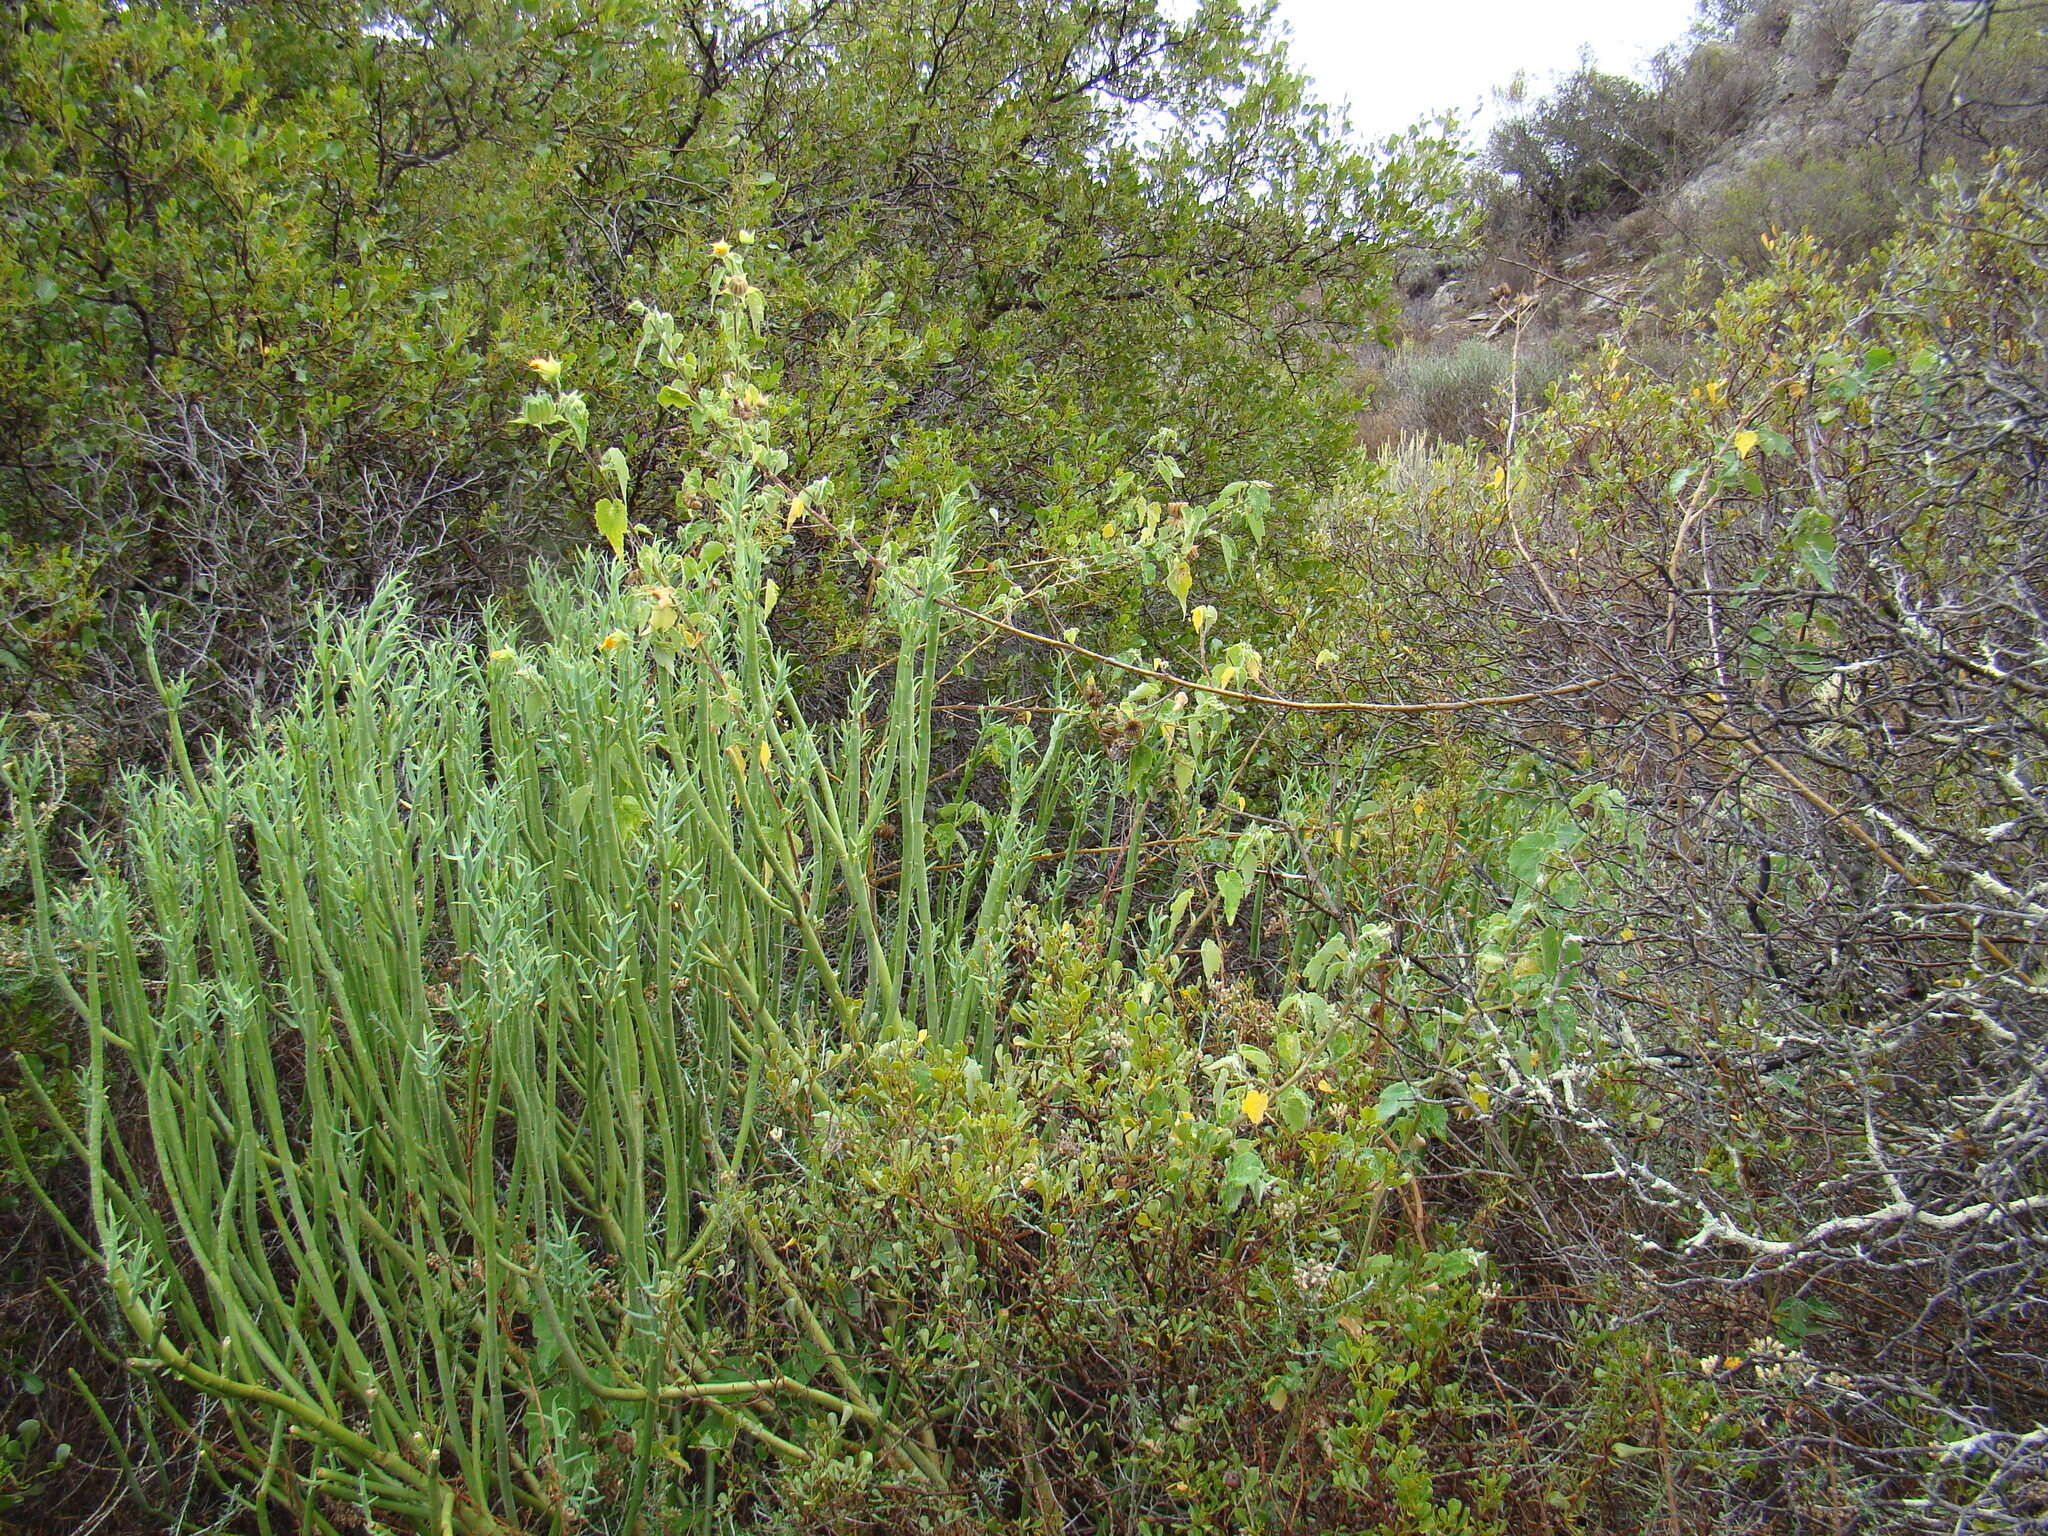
<box><xmin>1367</xmin><ymin>0</ymin><xmax>2047</xmax><ymax>445</ymax></box>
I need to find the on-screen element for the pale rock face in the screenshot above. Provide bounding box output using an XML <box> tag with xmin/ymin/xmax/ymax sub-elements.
<box><xmin>1668</xmin><ymin>0</ymin><xmax>1964</xmax><ymax>219</ymax></box>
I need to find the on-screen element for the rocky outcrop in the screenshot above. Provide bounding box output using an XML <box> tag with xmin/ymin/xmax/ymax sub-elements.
<box><xmin>1669</xmin><ymin>0</ymin><xmax>1972</xmax><ymax>215</ymax></box>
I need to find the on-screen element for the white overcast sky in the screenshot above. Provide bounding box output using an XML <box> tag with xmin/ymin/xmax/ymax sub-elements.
<box><xmin>1261</xmin><ymin>0</ymin><xmax>1706</xmax><ymax>139</ymax></box>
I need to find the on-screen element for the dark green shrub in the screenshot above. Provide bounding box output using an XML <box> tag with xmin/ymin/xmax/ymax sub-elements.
<box><xmin>1485</xmin><ymin>67</ymin><xmax>1675</xmax><ymax>237</ymax></box>
<box><xmin>1677</xmin><ymin>146</ymin><xmax>1914</xmax><ymax>273</ymax></box>
<box><xmin>0</xmin><ymin>0</ymin><xmax>1462</xmax><ymax>754</ymax></box>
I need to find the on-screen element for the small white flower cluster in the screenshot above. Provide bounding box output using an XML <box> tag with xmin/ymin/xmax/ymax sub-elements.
<box><xmin>1292</xmin><ymin>1258</ymin><xmax>1339</xmax><ymax>1296</ymax></box>
<box><xmin>1699</xmin><ymin>1335</ymin><xmax>1855</xmax><ymax>1391</ymax></box>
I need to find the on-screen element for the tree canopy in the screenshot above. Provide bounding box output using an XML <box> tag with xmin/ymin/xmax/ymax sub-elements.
<box><xmin>0</xmin><ymin>0</ymin><xmax>1460</xmax><ymax>730</ymax></box>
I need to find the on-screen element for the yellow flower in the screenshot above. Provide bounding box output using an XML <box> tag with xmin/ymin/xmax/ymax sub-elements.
<box><xmin>488</xmin><ymin>647</ymin><xmax>516</xmax><ymax>663</ymax></box>
<box><xmin>1241</xmin><ymin>1088</ymin><xmax>1271</xmax><ymax>1127</ymax></box>
<box><xmin>712</xmin><ymin>240</ymin><xmax>731</xmax><ymax>258</ymax></box>
<box><xmin>598</xmin><ymin>630</ymin><xmax>627</xmax><ymax>652</ymax></box>
<box><xmin>527</xmin><ymin>355</ymin><xmax>562</xmax><ymax>385</ymax></box>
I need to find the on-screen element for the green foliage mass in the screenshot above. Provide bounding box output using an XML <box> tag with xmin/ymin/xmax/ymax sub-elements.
<box><xmin>1485</xmin><ymin>68</ymin><xmax>1670</xmax><ymax>235</ymax></box>
<box><xmin>4</xmin><ymin>3</ymin><xmax>2047</xmax><ymax>1534</ymax></box>
<box><xmin>0</xmin><ymin>433</ymin><xmax>1518</xmax><ymax>1532</ymax></box>
<box><xmin>0</xmin><ymin>0</ymin><xmax>1460</xmax><ymax>734</ymax></box>
<box><xmin>1308</xmin><ymin>158</ymin><xmax>2048</xmax><ymax>1534</ymax></box>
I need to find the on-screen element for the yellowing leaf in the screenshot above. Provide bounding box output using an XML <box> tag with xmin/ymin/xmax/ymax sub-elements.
<box><xmin>759</xmin><ymin>739</ymin><xmax>773</xmax><ymax>771</ymax></box>
<box><xmin>762</xmin><ymin>579</ymin><xmax>780</xmax><ymax>618</ymax></box>
<box><xmin>1190</xmin><ymin>604</ymin><xmax>1216</xmax><ymax>637</ymax></box>
<box><xmin>1733</xmin><ymin>429</ymin><xmax>1759</xmax><ymax>459</ymax></box>
<box><xmin>594</xmin><ymin>497</ymin><xmax>628</xmax><ymax>558</ymax></box>
<box><xmin>1241</xmin><ymin>1088</ymin><xmax>1271</xmax><ymax>1126</ymax></box>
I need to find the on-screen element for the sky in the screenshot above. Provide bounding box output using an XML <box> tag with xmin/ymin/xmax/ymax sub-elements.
<box><xmin>1264</xmin><ymin>0</ymin><xmax>1707</xmax><ymax>140</ymax></box>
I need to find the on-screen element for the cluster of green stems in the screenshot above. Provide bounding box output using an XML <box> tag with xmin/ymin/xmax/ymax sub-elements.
<box><xmin>5</xmin><ymin>475</ymin><xmax>1115</xmax><ymax>1532</ymax></box>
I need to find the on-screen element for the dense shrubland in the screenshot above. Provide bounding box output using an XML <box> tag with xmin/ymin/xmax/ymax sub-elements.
<box><xmin>1478</xmin><ymin>0</ymin><xmax>2048</xmax><ymax>270</ymax></box>
<box><xmin>1318</xmin><ymin>158</ymin><xmax>2048</xmax><ymax>1533</ymax></box>
<box><xmin>2</xmin><ymin>1</ymin><xmax>2046</xmax><ymax>1533</ymax></box>
<box><xmin>0</xmin><ymin>0</ymin><xmax>1457</xmax><ymax>745</ymax></box>
<box><xmin>1368</xmin><ymin>0</ymin><xmax>2048</xmax><ymax>457</ymax></box>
